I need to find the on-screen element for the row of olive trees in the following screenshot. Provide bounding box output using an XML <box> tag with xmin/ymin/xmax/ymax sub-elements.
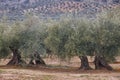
<box><xmin>0</xmin><ymin>8</ymin><xmax>120</xmax><ymax>70</ymax></box>
<box><xmin>45</xmin><ymin>9</ymin><xmax>120</xmax><ymax>70</ymax></box>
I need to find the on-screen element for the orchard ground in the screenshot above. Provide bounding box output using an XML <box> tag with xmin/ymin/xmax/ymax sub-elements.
<box><xmin>0</xmin><ymin>56</ymin><xmax>120</xmax><ymax>80</ymax></box>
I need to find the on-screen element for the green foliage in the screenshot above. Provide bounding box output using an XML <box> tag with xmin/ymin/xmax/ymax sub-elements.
<box><xmin>0</xmin><ymin>22</ymin><xmax>10</xmax><ymax>59</ymax></box>
<box><xmin>10</xmin><ymin>16</ymin><xmax>48</xmax><ymax>57</ymax></box>
<box><xmin>0</xmin><ymin>15</ymin><xmax>48</xmax><ymax>59</ymax></box>
<box><xmin>45</xmin><ymin>8</ymin><xmax>120</xmax><ymax>61</ymax></box>
<box><xmin>45</xmin><ymin>19</ymin><xmax>74</xmax><ymax>59</ymax></box>
<box><xmin>92</xmin><ymin>8</ymin><xmax>120</xmax><ymax>61</ymax></box>
<box><xmin>65</xmin><ymin>19</ymin><xmax>95</xmax><ymax>57</ymax></box>
<box><xmin>0</xmin><ymin>7</ymin><xmax>120</xmax><ymax>62</ymax></box>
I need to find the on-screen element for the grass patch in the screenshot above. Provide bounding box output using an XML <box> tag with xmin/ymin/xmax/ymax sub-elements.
<box><xmin>0</xmin><ymin>69</ymin><xmax>3</xmax><ymax>73</ymax></box>
<box><xmin>46</xmin><ymin>65</ymin><xmax>69</xmax><ymax>69</ymax></box>
<box><xmin>80</xmin><ymin>75</ymin><xmax>89</xmax><ymax>77</ymax></box>
<box><xmin>42</xmin><ymin>75</ymin><xmax>54</xmax><ymax>80</ymax></box>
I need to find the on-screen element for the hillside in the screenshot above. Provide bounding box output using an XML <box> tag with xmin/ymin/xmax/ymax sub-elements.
<box><xmin>0</xmin><ymin>0</ymin><xmax>120</xmax><ymax>20</ymax></box>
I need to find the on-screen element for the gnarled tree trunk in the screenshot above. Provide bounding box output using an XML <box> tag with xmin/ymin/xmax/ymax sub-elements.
<box><xmin>34</xmin><ymin>51</ymin><xmax>46</xmax><ymax>65</ymax></box>
<box><xmin>46</xmin><ymin>48</ymin><xmax>52</xmax><ymax>58</ymax></box>
<box><xmin>94</xmin><ymin>55</ymin><xmax>113</xmax><ymax>70</ymax></box>
<box><xmin>29</xmin><ymin>53</ymin><xmax>35</xmax><ymax>65</ymax></box>
<box><xmin>29</xmin><ymin>59</ymin><xmax>34</xmax><ymax>65</ymax></box>
<box><xmin>79</xmin><ymin>56</ymin><xmax>92</xmax><ymax>70</ymax></box>
<box><xmin>7</xmin><ymin>46</ymin><xmax>26</xmax><ymax>65</ymax></box>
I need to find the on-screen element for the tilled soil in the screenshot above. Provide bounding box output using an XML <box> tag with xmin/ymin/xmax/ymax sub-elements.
<box><xmin>0</xmin><ymin>65</ymin><xmax>120</xmax><ymax>80</ymax></box>
<box><xmin>0</xmin><ymin>57</ymin><xmax>120</xmax><ymax>80</ymax></box>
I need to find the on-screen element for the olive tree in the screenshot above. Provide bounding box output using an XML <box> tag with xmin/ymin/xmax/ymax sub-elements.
<box><xmin>45</xmin><ymin>18</ymin><xmax>94</xmax><ymax>70</ymax></box>
<box><xmin>12</xmin><ymin>16</ymin><xmax>48</xmax><ymax>66</ymax></box>
<box><xmin>20</xmin><ymin>18</ymin><xmax>48</xmax><ymax>65</ymax></box>
<box><xmin>45</xmin><ymin>19</ymin><xmax>74</xmax><ymax>60</ymax></box>
<box><xmin>92</xmin><ymin>9</ymin><xmax>120</xmax><ymax>70</ymax></box>
<box><xmin>65</xmin><ymin>19</ymin><xmax>94</xmax><ymax>70</ymax></box>
<box><xmin>0</xmin><ymin>19</ymin><xmax>27</xmax><ymax>66</ymax></box>
<box><xmin>0</xmin><ymin>15</ymin><xmax>48</xmax><ymax>66</ymax></box>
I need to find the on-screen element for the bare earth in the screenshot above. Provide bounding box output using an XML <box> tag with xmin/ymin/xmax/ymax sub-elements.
<box><xmin>0</xmin><ymin>56</ymin><xmax>120</xmax><ymax>80</ymax></box>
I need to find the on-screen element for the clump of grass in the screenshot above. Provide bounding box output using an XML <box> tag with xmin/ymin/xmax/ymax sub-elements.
<box><xmin>42</xmin><ymin>75</ymin><xmax>54</xmax><ymax>80</ymax></box>
<box><xmin>0</xmin><ymin>69</ymin><xmax>3</xmax><ymax>73</ymax></box>
<box><xmin>80</xmin><ymin>75</ymin><xmax>89</xmax><ymax>77</ymax></box>
<box><xmin>0</xmin><ymin>70</ymin><xmax>2</xmax><ymax>73</ymax></box>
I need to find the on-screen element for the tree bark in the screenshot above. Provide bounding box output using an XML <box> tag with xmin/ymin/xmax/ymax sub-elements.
<box><xmin>7</xmin><ymin>46</ymin><xmax>26</xmax><ymax>65</ymax></box>
<box><xmin>94</xmin><ymin>55</ymin><xmax>113</xmax><ymax>70</ymax></box>
<box><xmin>28</xmin><ymin>53</ymin><xmax>35</xmax><ymax>65</ymax></box>
<box><xmin>29</xmin><ymin>59</ymin><xmax>34</xmax><ymax>65</ymax></box>
<box><xmin>34</xmin><ymin>51</ymin><xmax>46</xmax><ymax>66</ymax></box>
<box><xmin>79</xmin><ymin>56</ymin><xmax>92</xmax><ymax>70</ymax></box>
<box><xmin>46</xmin><ymin>48</ymin><xmax>53</xmax><ymax>58</ymax></box>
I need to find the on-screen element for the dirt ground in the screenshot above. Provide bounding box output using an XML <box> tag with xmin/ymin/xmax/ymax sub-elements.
<box><xmin>0</xmin><ymin>56</ymin><xmax>120</xmax><ymax>80</ymax></box>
